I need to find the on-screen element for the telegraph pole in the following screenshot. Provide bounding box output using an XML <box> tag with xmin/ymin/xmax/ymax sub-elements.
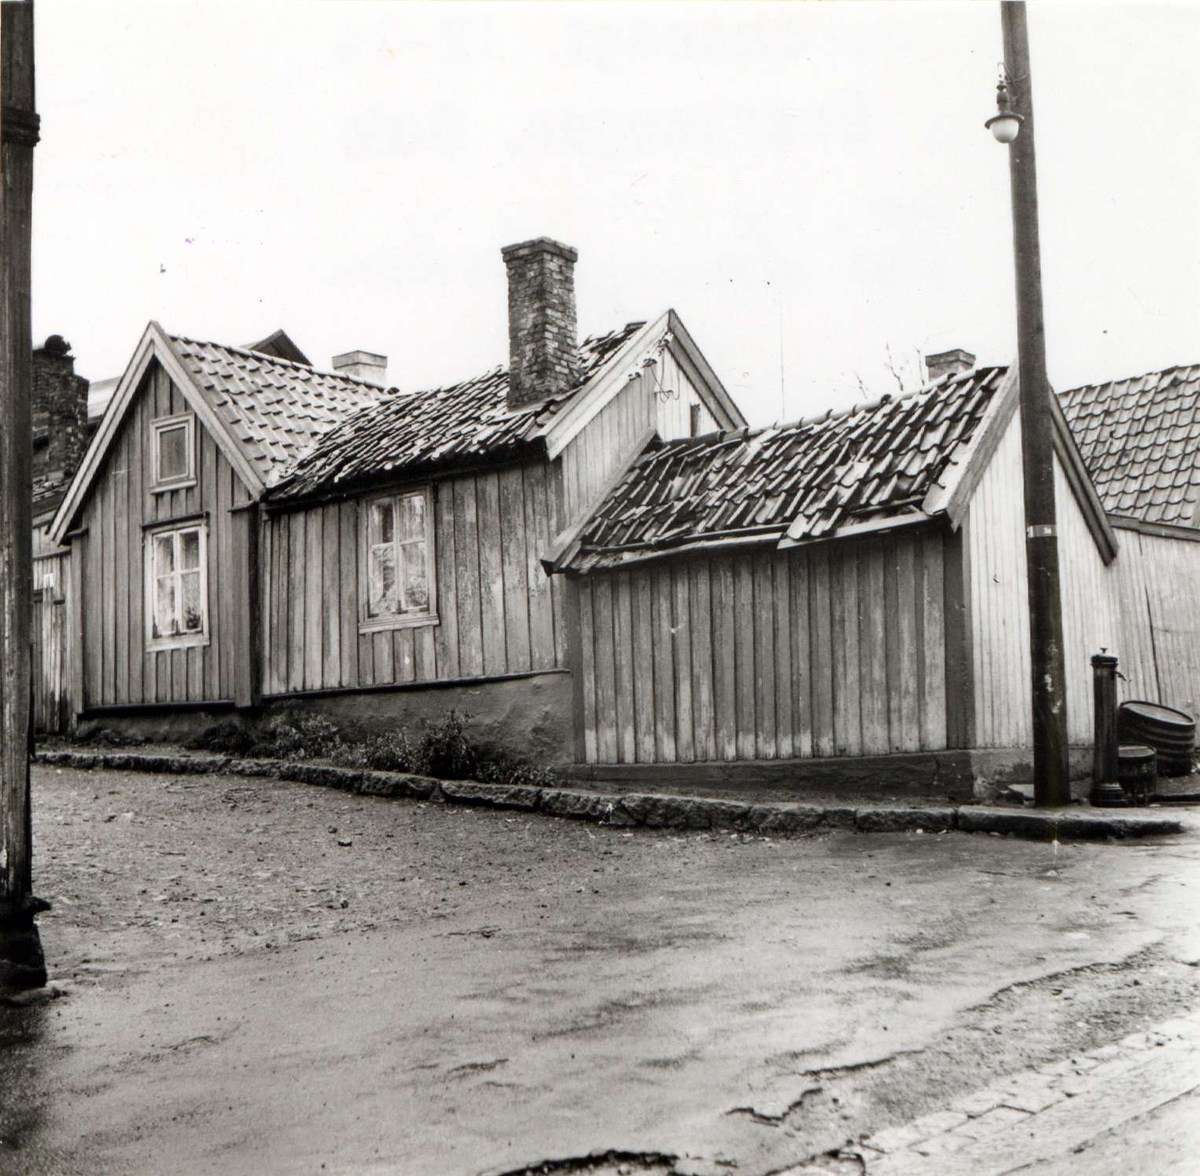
<box><xmin>0</xmin><ymin>0</ymin><xmax>48</xmax><ymax>988</ymax></box>
<box><xmin>998</xmin><ymin>1</ymin><xmax>1072</xmax><ymax>806</ymax></box>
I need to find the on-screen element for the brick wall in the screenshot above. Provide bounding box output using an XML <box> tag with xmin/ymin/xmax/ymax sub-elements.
<box><xmin>32</xmin><ymin>335</ymin><xmax>89</xmax><ymax>490</ymax></box>
<box><xmin>502</xmin><ymin>237</ymin><xmax>580</xmax><ymax>409</ymax></box>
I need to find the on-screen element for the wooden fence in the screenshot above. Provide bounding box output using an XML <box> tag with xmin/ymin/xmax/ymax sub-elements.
<box><xmin>32</xmin><ymin>565</ymin><xmax>70</xmax><ymax>734</ymax></box>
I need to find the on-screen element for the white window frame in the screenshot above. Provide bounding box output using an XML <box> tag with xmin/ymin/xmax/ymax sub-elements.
<box><xmin>144</xmin><ymin>521</ymin><xmax>210</xmax><ymax>651</ymax></box>
<box><xmin>150</xmin><ymin>412</ymin><xmax>197</xmax><ymax>492</ymax></box>
<box><xmin>358</xmin><ymin>487</ymin><xmax>438</xmax><ymax>633</ymax></box>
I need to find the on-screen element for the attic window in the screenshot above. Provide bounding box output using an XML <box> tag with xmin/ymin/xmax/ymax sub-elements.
<box><xmin>151</xmin><ymin>413</ymin><xmax>196</xmax><ymax>491</ymax></box>
<box><xmin>360</xmin><ymin>487</ymin><xmax>438</xmax><ymax>632</ymax></box>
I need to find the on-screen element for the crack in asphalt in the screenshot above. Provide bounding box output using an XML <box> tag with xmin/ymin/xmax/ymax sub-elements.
<box><xmin>726</xmin><ymin>1082</ymin><xmax>823</xmax><ymax>1123</ymax></box>
<box><xmin>797</xmin><ymin>1047</ymin><xmax>927</xmax><ymax>1080</ymax></box>
<box><xmin>487</xmin><ymin>1149</ymin><xmax>678</xmax><ymax>1176</ymax></box>
<box><xmin>964</xmin><ymin>943</ymin><xmax>1163</xmax><ymax>1012</ymax></box>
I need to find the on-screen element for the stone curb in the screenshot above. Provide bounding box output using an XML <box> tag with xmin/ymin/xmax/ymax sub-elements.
<box><xmin>34</xmin><ymin>749</ymin><xmax>1186</xmax><ymax>842</ymax></box>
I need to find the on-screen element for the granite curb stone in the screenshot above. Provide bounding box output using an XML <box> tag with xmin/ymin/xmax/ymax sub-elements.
<box><xmin>32</xmin><ymin>751</ymin><xmax>1185</xmax><ymax>842</ymax></box>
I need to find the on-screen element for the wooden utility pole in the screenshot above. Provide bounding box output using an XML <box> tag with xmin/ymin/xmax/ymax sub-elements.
<box><xmin>1000</xmin><ymin>1</ymin><xmax>1071</xmax><ymax>807</ymax></box>
<box><xmin>0</xmin><ymin>0</ymin><xmax>47</xmax><ymax>989</ymax></box>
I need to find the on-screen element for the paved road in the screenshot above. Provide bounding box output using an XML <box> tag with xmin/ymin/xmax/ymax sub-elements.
<box><xmin>2</xmin><ymin>765</ymin><xmax>1198</xmax><ymax>1175</ymax></box>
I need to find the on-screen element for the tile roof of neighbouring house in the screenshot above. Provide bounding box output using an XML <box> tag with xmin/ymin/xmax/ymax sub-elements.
<box><xmin>167</xmin><ymin>334</ymin><xmax>388</xmax><ymax>486</ymax></box>
<box><xmin>1059</xmin><ymin>363</ymin><xmax>1200</xmax><ymax>528</ymax></box>
<box><xmin>562</xmin><ymin>365</ymin><xmax>1008</xmax><ymax>571</ymax></box>
<box><xmin>269</xmin><ymin>321</ymin><xmax>647</xmax><ymax>501</ymax></box>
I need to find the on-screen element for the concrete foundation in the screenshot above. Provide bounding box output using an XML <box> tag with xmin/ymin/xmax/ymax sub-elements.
<box><xmin>72</xmin><ymin>670</ymin><xmax>576</xmax><ymax>768</ymax></box>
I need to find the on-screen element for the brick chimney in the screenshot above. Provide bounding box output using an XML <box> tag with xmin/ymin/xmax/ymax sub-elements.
<box><xmin>32</xmin><ymin>335</ymin><xmax>88</xmax><ymax>485</ymax></box>
<box><xmin>925</xmin><ymin>348</ymin><xmax>976</xmax><ymax>384</ymax></box>
<box><xmin>501</xmin><ymin>237</ymin><xmax>580</xmax><ymax>410</ymax></box>
<box><xmin>332</xmin><ymin>349</ymin><xmax>388</xmax><ymax>386</ymax></box>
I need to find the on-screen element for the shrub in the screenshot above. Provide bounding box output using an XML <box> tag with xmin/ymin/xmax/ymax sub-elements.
<box><xmin>329</xmin><ymin>729</ymin><xmax>422</xmax><ymax>773</ymax></box>
<box><xmin>419</xmin><ymin>710</ymin><xmax>478</xmax><ymax>780</ymax></box>
<box><xmin>251</xmin><ymin>713</ymin><xmax>343</xmax><ymax>761</ymax></box>
<box><xmin>184</xmin><ymin>720</ymin><xmax>256</xmax><ymax>755</ymax></box>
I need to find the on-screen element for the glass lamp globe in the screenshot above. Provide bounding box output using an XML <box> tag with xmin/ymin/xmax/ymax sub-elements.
<box><xmin>986</xmin><ymin>112</ymin><xmax>1022</xmax><ymax>144</ymax></box>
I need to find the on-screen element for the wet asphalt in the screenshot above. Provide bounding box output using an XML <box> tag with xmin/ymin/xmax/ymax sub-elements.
<box><xmin>2</xmin><ymin>765</ymin><xmax>1198</xmax><ymax>1175</ymax></box>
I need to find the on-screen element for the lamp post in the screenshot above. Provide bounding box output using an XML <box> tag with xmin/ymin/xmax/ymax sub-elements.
<box><xmin>987</xmin><ymin>1</ymin><xmax>1072</xmax><ymax>808</ymax></box>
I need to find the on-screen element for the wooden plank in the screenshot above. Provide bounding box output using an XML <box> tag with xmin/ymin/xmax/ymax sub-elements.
<box><xmin>690</xmin><ymin>561</ymin><xmax>716</xmax><ymax>761</ymax></box>
<box><xmin>809</xmin><ymin>545</ymin><xmax>835</xmax><ymax>758</ymax></box>
<box><xmin>433</xmin><ymin>484</ymin><xmax>460</xmax><ymax>681</ymax></box>
<box><xmin>320</xmin><ymin>504</ymin><xmax>340</xmax><ymax>690</ymax></box>
<box><xmin>896</xmin><ymin>531</ymin><xmax>920</xmax><ymax>751</ymax></box>
<box><xmin>884</xmin><ymin>533</ymin><xmax>902</xmax><ymax>752</ymax></box>
<box><xmin>579</xmin><ymin>580</ymin><xmax>598</xmax><ymax>763</ymax></box>
<box><xmin>453</xmin><ymin>477</ymin><xmax>483</xmax><ymax>678</ymax></box>
<box><xmin>202</xmin><ymin>432</ymin><xmax>219</xmax><ymax>700</ymax></box>
<box><xmin>858</xmin><ymin>537</ymin><xmax>889</xmax><ymax>755</ymax></box>
<box><xmin>921</xmin><ymin>530</ymin><xmax>947</xmax><ymax>749</ymax></box>
<box><xmin>712</xmin><ymin>558</ymin><xmax>737</xmax><ymax>761</ymax></box>
<box><xmin>592</xmin><ymin>575</ymin><xmax>618</xmax><ymax>763</ymax></box>
<box><xmin>753</xmin><ymin>552</ymin><xmax>776</xmax><ymax>758</ymax></box>
<box><xmin>652</xmin><ymin>566</ymin><xmax>677</xmax><ymax>762</ymax></box>
<box><xmin>790</xmin><ymin>549</ymin><xmax>813</xmax><ymax>758</ymax></box>
<box><xmin>303</xmin><ymin>507</ymin><xmax>323</xmax><ymax>690</ymax></box>
<box><xmin>476</xmin><ymin>472</ymin><xmax>506</xmax><ymax>675</ymax></box>
<box><xmin>413</xmin><ymin>622</ymin><xmax>436</xmax><ymax>682</ymax></box>
<box><xmin>631</xmin><ymin>568</ymin><xmax>656</xmax><ymax>763</ymax></box>
<box><xmin>373</xmin><ymin>627</ymin><xmax>394</xmax><ymax>683</ymax></box>
<box><xmin>102</xmin><ymin>475</ymin><xmax>116</xmax><ymax>704</ymax></box>
<box><xmin>287</xmin><ymin>511</ymin><xmax>305</xmax><ymax>692</ymax></box>
<box><xmin>613</xmin><ymin>572</ymin><xmax>636</xmax><ymax>763</ymax></box>
<box><xmin>673</xmin><ymin>564</ymin><xmax>695</xmax><ymax>762</ymax></box>
<box><xmin>829</xmin><ymin>545</ymin><xmax>848</xmax><ymax>754</ymax></box>
<box><xmin>113</xmin><ymin>431</ymin><xmax>130</xmax><ymax>703</ymax></box>
<box><xmin>127</xmin><ymin>395</ymin><xmax>144</xmax><ymax>705</ymax></box>
<box><xmin>547</xmin><ymin>460</ymin><xmax>570</xmax><ymax>670</ymax></box>
<box><xmin>69</xmin><ymin>537</ymin><xmax>86</xmax><ymax>716</ymax></box>
<box><xmin>499</xmin><ymin>467</ymin><xmax>531</xmax><ymax>673</ymax></box>
<box><xmin>339</xmin><ymin>500</ymin><xmax>358</xmax><ymax>688</ymax></box>
<box><xmin>394</xmin><ymin>626</ymin><xmax>416</xmax><ymax>683</ymax></box>
<box><xmin>773</xmin><ymin>553</ymin><xmax>793</xmax><ymax>759</ymax></box>
<box><xmin>524</xmin><ymin>464</ymin><xmax>556</xmax><ymax>671</ymax></box>
<box><xmin>734</xmin><ymin>558</ymin><xmax>756</xmax><ymax>760</ymax></box>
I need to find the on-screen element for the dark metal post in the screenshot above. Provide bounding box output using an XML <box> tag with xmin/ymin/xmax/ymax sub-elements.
<box><xmin>1090</xmin><ymin>653</ymin><xmax>1125</xmax><ymax>807</ymax></box>
<box><xmin>1000</xmin><ymin>2</ymin><xmax>1071</xmax><ymax>807</ymax></box>
<box><xmin>0</xmin><ymin>0</ymin><xmax>48</xmax><ymax>988</ymax></box>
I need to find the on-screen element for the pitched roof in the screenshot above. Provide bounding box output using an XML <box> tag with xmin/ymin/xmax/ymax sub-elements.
<box><xmin>560</xmin><ymin>367</ymin><xmax>1009</xmax><ymax>572</ymax></box>
<box><xmin>242</xmin><ymin>328</ymin><xmax>312</xmax><ymax>367</ymax></box>
<box><xmin>167</xmin><ymin>333</ymin><xmax>386</xmax><ymax>487</ymax></box>
<box><xmin>1059</xmin><ymin>363</ymin><xmax>1200</xmax><ymax>528</ymax></box>
<box><xmin>270</xmin><ymin>322</ymin><xmax>647</xmax><ymax>501</ymax></box>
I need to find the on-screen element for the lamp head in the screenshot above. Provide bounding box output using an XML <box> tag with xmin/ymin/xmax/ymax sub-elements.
<box><xmin>985</xmin><ymin>79</ymin><xmax>1024</xmax><ymax>143</ymax></box>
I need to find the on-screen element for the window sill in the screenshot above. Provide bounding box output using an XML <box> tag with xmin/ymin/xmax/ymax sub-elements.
<box><xmin>151</xmin><ymin>479</ymin><xmax>197</xmax><ymax>496</ymax></box>
<box><xmin>147</xmin><ymin>633</ymin><xmax>210</xmax><ymax>652</ymax></box>
<box><xmin>359</xmin><ymin>613</ymin><xmax>440</xmax><ymax>635</ymax></box>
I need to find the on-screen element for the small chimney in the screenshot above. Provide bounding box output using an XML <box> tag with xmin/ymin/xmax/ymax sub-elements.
<box><xmin>501</xmin><ymin>236</ymin><xmax>580</xmax><ymax>410</ymax></box>
<box><xmin>925</xmin><ymin>348</ymin><xmax>976</xmax><ymax>384</ymax></box>
<box><xmin>332</xmin><ymin>349</ymin><xmax>388</xmax><ymax>386</ymax></box>
<box><xmin>32</xmin><ymin>335</ymin><xmax>88</xmax><ymax>484</ymax></box>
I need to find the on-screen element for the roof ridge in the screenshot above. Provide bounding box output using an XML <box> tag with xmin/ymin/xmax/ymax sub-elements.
<box><xmin>167</xmin><ymin>330</ymin><xmax>398</xmax><ymax>394</ymax></box>
<box><xmin>1061</xmin><ymin>361</ymin><xmax>1200</xmax><ymax>397</ymax></box>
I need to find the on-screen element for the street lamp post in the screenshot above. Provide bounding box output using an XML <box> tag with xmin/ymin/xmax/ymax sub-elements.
<box><xmin>989</xmin><ymin>1</ymin><xmax>1072</xmax><ymax>808</ymax></box>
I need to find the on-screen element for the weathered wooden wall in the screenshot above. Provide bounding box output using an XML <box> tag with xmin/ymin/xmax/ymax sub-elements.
<box><xmin>575</xmin><ymin>528</ymin><xmax>948</xmax><ymax>764</ymax></box>
<box><xmin>964</xmin><ymin>410</ymin><xmax>1200</xmax><ymax>748</ymax></box>
<box><xmin>560</xmin><ymin>348</ymin><xmax>718</xmax><ymax>524</ymax></box>
<box><xmin>75</xmin><ymin>362</ymin><xmax>254</xmax><ymax>709</ymax></box>
<box><xmin>32</xmin><ymin>548</ymin><xmax>70</xmax><ymax>733</ymax></box>
<box><xmin>261</xmin><ymin>461</ymin><xmax>566</xmax><ymax>695</ymax></box>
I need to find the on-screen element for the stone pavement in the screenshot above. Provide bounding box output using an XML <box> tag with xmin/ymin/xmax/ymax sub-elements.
<box><xmin>781</xmin><ymin>1009</ymin><xmax>1200</xmax><ymax>1175</ymax></box>
<box><xmin>33</xmin><ymin>749</ymin><xmax>1188</xmax><ymax>842</ymax></box>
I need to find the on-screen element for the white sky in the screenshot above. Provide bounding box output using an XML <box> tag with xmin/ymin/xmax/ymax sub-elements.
<box><xmin>31</xmin><ymin>1</ymin><xmax>1200</xmax><ymax>427</ymax></box>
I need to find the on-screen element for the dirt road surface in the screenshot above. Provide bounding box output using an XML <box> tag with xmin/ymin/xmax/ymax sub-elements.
<box><xmin>1</xmin><ymin>765</ymin><xmax>1198</xmax><ymax>1175</ymax></box>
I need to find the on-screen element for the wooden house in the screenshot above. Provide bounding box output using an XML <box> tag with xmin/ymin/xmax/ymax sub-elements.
<box><xmin>47</xmin><ymin>233</ymin><xmax>1199</xmax><ymax>795</ymax></box>
<box><xmin>47</xmin><ymin>239</ymin><xmax>744</xmax><ymax>761</ymax></box>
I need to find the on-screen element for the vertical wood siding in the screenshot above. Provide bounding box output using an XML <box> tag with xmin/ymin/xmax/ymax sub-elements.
<box><xmin>575</xmin><ymin>529</ymin><xmax>947</xmax><ymax>764</ymax></box>
<box><xmin>76</xmin><ymin>362</ymin><xmax>253</xmax><ymax>709</ymax></box>
<box><xmin>261</xmin><ymin>461</ymin><xmax>564</xmax><ymax>694</ymax></box>
<box><xmin>559</xmin><ymin>350</ymin><xmax>719</xmax><ymax>525</ymax></box>
<box><xmin>965</xmin><ymin>410</ymin><xmax>1157</xmax><ymax>748</ymax></box>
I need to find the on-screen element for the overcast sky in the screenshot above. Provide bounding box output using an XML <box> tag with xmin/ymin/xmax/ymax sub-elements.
<box><xmin>31</xmin><ymin>1</ymin><xmax>1200</xmax><ymax>426</ymax></box>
